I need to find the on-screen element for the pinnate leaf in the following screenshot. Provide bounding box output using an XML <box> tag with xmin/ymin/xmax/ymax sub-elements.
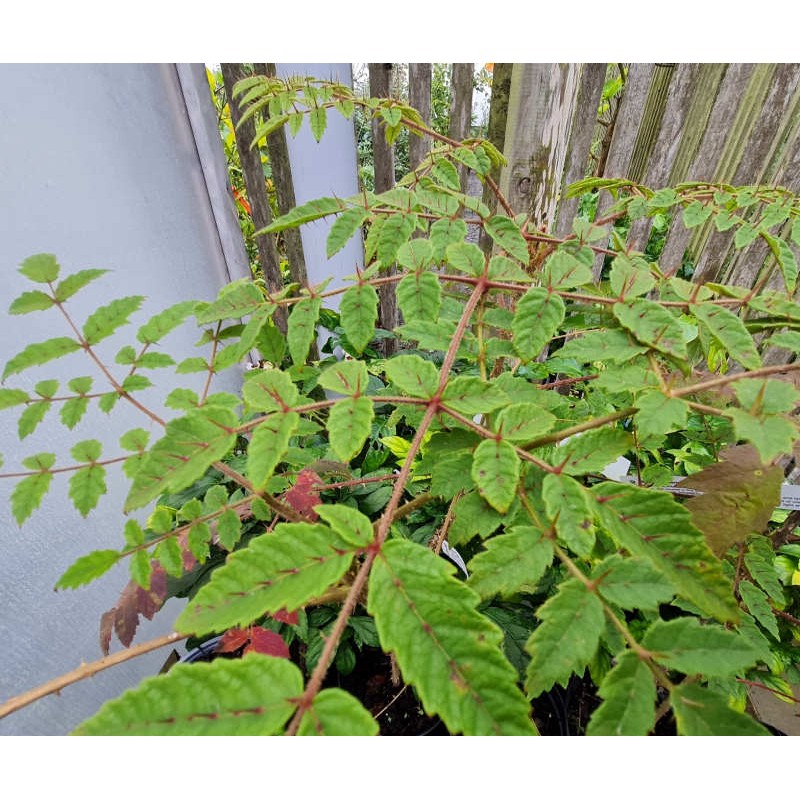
<box><xmin>137</xmin><ymin>300</ymin><xmax>197</xmax><ymax>344</ymax></box>
<box><xmin>340</xmin><ymin>283</ymin><xmax>378</xmax><ymax>353</ymax></box>
<box><xmin>318</xmin><ymin>360</ymin><xmax>369</xmax><ymax>396</ymax></box>
<box><xmin>369</xmin><ymin>539</ymin><xmax>536</xmax><ymax>735</ymax></box>
<box><xmin>557</xmin><ymin>329</ymin><xmax>648</xmax><ymax>364</ymax></box>
<box><xmin>592</xmin><ymin>554</ymin><xmax>674</xmax><ymax>610</ymax></box>
<box><xmin>297</xmin><ymin>689</ymin><xmax>379</xmax><ymax>736</ymax></box>
<box><xmin>542</xmin><ymin>473</ymin><xmax>595</xmax><ymax>557</ymax></box>
<box><xmin>83</xmin><ymin>296</ymin><xmax>145</xmax><ymax>345</ymax></box>
<box><xmin>430</xmin><ymin>218</ymin><xmax>468</xmax><ymax>261</ymax></box>
<box><xmin>243</xmin><ymin>369</ymin><xmax>299</xmax><ymax>412</ymax></box>
<box><xmin>11</xmin><ymin>470</ymin><xmax>54</xmax><ymax>525</ymax></box>
<box><xmin>586</xmin><ymin>651</ymin><xmax>655</xmax><ymax>736</ymax></box>
<box><xmin>315</xmin><ymin>504</ymin><xmax>373</xmax><ymax>547</ymax></box>
<box><xmin>55</xmin><ymin>549</ymin><xmax>120</xmax><ymax>590</ymax></box>
<box><xmin>738</xmin><ymin>580</ymin><xmax>779</xmax><ymax>639</ymax></box>
<box><xmin>635</xmin><ymin>391</ymin><xmax>689</xmax><ymax>440</ymax></box>
<box><xmin>2</xmin><ymin>336</ymin><xmax>81</xmax><ymax>381</ymax></box>
<box><xmin>377</xmin><ymin>213</ymin><xmax>415</xmax><ymax>265</ymax></box>
<box><xmin>69</xmin><ymin>464</ymin><xmax>107</xmax><ymax>517</ymax></box>
<box><xmin>441</xmin><ymin>376</ymin><xmax>508</xmax><ymax>416</ymax></box>
<box><xmin>551</xmin><ymin>428</ymin><xmax>632</xmax><ymax>476</ymax></box>
<box><xmin>728</xmin><ymin>408</ymin><xmax>797</xmax><ymax>463</ymax></box>
<box><xmin>446</xmin><ymin>242</ymin><xmax>484</xmax><ymax>276</ymax></box>
<box><xmin>0</xmin><ymin>388</ymin><xmax>29</xmax><ymax>409</ymax></box>
<box><xmin>18</xmin><ymin>401</ymin><xmax>50</xmax><ymax>439</ymax></box>
<box><xmin>494</xmin><ymin>403</ymin><xmax>555</xmax><ymax>442</ymax></box>
<box><xmin>261</xmin><ymin>197</ymin><xmax>344</xmax><ymax>234</ymax></box>
<box><xmin>543</xmin><ymin>250</ymin><xmax>593</xmax><ymax>289</ymax></box>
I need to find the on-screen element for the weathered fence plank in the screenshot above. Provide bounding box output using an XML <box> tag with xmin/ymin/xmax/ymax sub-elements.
<box><xmin>408</xmin><ymin>63</ymin><xmax>432</xmax><ymax>170</ymax></box>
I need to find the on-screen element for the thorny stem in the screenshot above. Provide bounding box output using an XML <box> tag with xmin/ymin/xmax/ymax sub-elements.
<box><xmin>672</xmin><ymin>362</ymin><xmax>800</xmax><ymax>398</ymax></box>
<box><xmin>521</xmin><ymin>408</ymin><xmax>636</xmax><ymax>451</ymax></box>
<box><xmin>199</xmin><ymin>322</ymin><xmax>223</xmax><ymax>404</ymax></box>
<box><xmin>0</xmin><ymin>454</ymin><xmax>130</xmax><ymax>480</ymax></box>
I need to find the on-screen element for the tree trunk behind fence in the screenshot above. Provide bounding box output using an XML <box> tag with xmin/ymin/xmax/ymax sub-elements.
<box><xmin>408</xmin><ymin>63</ymin><xmax>432</xmax><ymax>170</ymax></box>
<box><xmin>449</xmin><ymin>63</ymin><xmax>474</xmax><ymax>188</ymax></box>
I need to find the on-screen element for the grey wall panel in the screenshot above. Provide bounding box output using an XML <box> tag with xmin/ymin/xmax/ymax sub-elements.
<box><xmin>0</xmin><ymin>64</ymin><xmax>248</xmax><ymax>734</ymax></box>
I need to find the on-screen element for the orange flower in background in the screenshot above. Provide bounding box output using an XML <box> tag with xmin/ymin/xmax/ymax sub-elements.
<box><xmin>232</xmin><ymin>187</ymin><xmax>251</xmax><ymax>215</ymax></box>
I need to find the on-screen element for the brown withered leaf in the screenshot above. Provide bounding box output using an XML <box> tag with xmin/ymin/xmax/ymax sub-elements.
<box><xmin>681</xmin><ymin>445</ymin><xmax>783</xmax><ymax>556</ymax></box>
<box><xmin>99</xmin><ymin>609</ymin><xmax>115</xmax><ymax>657</ymax></box>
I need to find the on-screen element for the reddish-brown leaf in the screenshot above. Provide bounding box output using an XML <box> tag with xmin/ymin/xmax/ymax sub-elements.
<box><xmin>245</xmin><ymin>627</ymin><xmax>291</xmax><ymax>658</ymax></box>
<box><xmin>177</xmin><ymin>530</ymin><xmax>197</xmax><ymax>571</ymax></box>
<box><xmin>283</xmin><ymin>469</ymin><xmax>322</xmax><ymax>520</ymax></box>
<box><xmin>273</xmin><ymin>608</ymin><xmax>299</xmax><ymax>625</ymax></box>
<box><xmin>99</xmin><ymin>609</ymin><xmax>115</xmax><ymax>657</ymax></box>
<box><xmin>102</xmin><ymin>563</ymin><xmax>168</xmax><ymax>650</ymax></box>
<box><xmin>113</xmin><ymin>584</ymin><xmax>140</xmax><ymax>649</ymax></box>
<box><xmin>216</xmin><ymin>627</ymin><xmax>250</xmax><ymax>653</ymax></box>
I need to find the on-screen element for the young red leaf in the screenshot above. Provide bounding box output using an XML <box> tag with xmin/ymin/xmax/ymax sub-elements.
<box><xmin>216</xmin><ymin>627</ymin><xmax>251</xmax><ymax>654</ymax></box>
<box><xmin>246</xmin><ymin>627</ymin><xmax>291</xmax><ymax>658</ymax></box>
<box><xmin>273</xmin><ymin>608</ymin><xmax>300</xmax><ymax>625</ymax></box>
<box><xmin>283</xmin><ymin>469</ymin><xmax>322</xmax><ymax>520</ymax></box>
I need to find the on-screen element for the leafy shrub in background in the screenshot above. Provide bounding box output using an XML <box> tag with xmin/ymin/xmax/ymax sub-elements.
<box><xmin>1</xmin><ymin>75</ymin><xmax>800</xmax><ymax>735</ymax></box>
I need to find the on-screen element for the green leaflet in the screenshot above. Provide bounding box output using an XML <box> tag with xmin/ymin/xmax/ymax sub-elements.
<box><xmin>417</xmin><ymin>187</ymin><xmax>461</xmax><ymax>218</ymax></box>
<box><xmin>586</xmin><ymin>651</ymin><xmax>656</xmax><ymax>736</ymax></box>
<box><xmin>542</xmin><ymin>473</ymin><xmax>595</xmax><ymax>558</ymax></box>
<box><xmin>634</xmin><ymin>391</ymin><xmax>689</xmax><ymax>440</ymax></box>
<box><xmin>692</xmin><ymin>303</ymin><xmax>760</xmax><ymax>370</ymax></box>
<box><xmin>592</xmin><ymin>554</ymin><xmax>675</xmax><ymax>610</ymax></box>
<box><xmin>242</xmin><ymin>369</ymin><xmax>299</xmax><ymax>412</ymax></box>
<box><xmin>430</xmin><ymin>158</ymin><xmax>460</xmax><ymax>191</ymax></box>
<box><xmin>261</xmin><ymin>196</ymin><xmax>344</xmax><ymax>234</ymax></box>
<box><xmin>609</xmin><ymin>254</ymin><xmax>655</xmax><ymax>298</ymax></box>
<box><xmin>670</xmin><ymin>684</ymin><xmax>770</xmax><ymax>736</ymax></box>
<box><xmin>155</xmin><ymin>538</ymin><xmax>184</xmax><ymax>578</ymax></box>
<box><xmin>446</xmin><ymin>242</ymin><xmax>484</xmax><ymax>277</ymax></box>
<box><xmin>543</xmin><ymin>250</ymin><xmax>594</xmax><ymax>289</ymax></box>
<box><xmin>176</xmin><ymin>522</ymin><xmax>360</xmax><ymax>635</ymax></box>
<box><xmin>396</xmin><ymin>271</ymin><xmax>441</xmax><ymax>323</ymax></box>
<box><xmin>512</xmin><ymin>288</ymin><xmax>565</xmax><ymax>363</ymax></box>
<box><xmin>418</xmin><ymin>432</ymin><xmax>477</xmax><ymax>500</ymax></box>
<box><xmin>550</xmin><ymin>428</ymin><xmax>632</xmax><ymax>476</ymax></box>
<box><xmin>525</xmin><ymin>579</ymin><xmax>605</xmax><ymax>698</ymax></box>
<box><xmin>309</xmin><ymin>105</ymin><xmax>327</xmax><ymax>142</ymax></box>
<box><xmin>9</xmin><ymin>290</ymin><xmax>54</xmax><ymax>314</ymax></box>
<box><xmin>449</xmin><ymin>490</ymin><xmax>505</xmax><ymax>546</ymax></box>
<box><xmin>19</xmin><ymin>253</ymin><xmax>60</xmax><ymax>283</ymax></box>
<box><xmin>744</xmin><ymin>539</ymin><xmax>785</xmax><ymax>604</ymax></box>
<box><xmin>377</xmin><ymin>213</ymin><xmax>415</xmax><ymax>265</ymax></box>
<box><xmin>248</xmin><ymin>412</ymin><xmax>300</xmax><ymax>488</ymax></box>
<box><xmin>738</xmin><ymin>580</ymin><xmax>779</xmax><ymax>639</ymax></box>
<box><xmin>297</xmin><ymin>689</ymin><xmax>379</xmax><ymax>736</ymax></box>
<box><xmin>326</xmin><ymin>207</ymin><xmax>367</xmax><ymax>258</ymax></box>
<box><xmin>54</xmin><ymin>269</ymin><xmax>108</xmax><ymax>303</ymax></box>
<box><xmin>484</xmin><ymin>215</ymin><xmax>529</xmax><ymax>263</ymax></box>
<box><xmin>55</xmin><ymin>549</ymin><xmax>120</xmax><ymax>590</ymax></box>
<box><xmin>471</xmin><ymin>439</ymin><xmax>520</xmax><ymax>513</ymax></box>
<box><xmin>83</xmin><ymin>296</ymin><xmax>145</xmax><ymax>345</ymax></box>
<box><xmin>396</xmin><ymin>238</ymin><xmax>434</xmax><ymax>271</ymax></box>
<box><xmin>368</xmin><ymin>539</ymin><xmax>536</xmax><ymax>735</ymax></box>
<box><xmin>734</xmin><ymin>378</ymin><xmax>800</xmax><ymax>414</ymax></box>
<box><xmin>11</xmin><ymin>470</ymin><xmax>54</xmax><ymax>525</ymax></box>
<box><xmin>430</xmin><ymin>218</ymin><xmax>468</xmax><ymax>262</ymax></box>
<box><xmin>195</xmin><ymin>280</ymin><xmax>264</xmax><ymax>324</ymax></box>
<box><xmin>591</xmin><ymin>483</ymin><xmax>738</xmax><ymax>622</ymax></box>
<box><xmin>136</xmin><ymin>300</ymin><xmax>197</xmax><ymax>344</ymax></box>
<box><xmin>0</xmin><ymin>388</ymin><xmax>29</xmax><ymax>409</ymax></box>
<box><xmin>124</xmin><ymin>406</ymin><xmax>237</xmax><ymax>512</ymax></box>
<box><xmin>467</xmin><ymin>525</ymin><xmax>553</xmax><ymax>600</ymax></box>
<box><xmin>340</xmin><ymin>283</ymin><xmax>378</xmax><ymax>354</ymax></box>
<box><xmin>130</xmin><ymin>549</ymin><xmax>152</xmax><ymax>589</ymax></box>
<box><xmin>287</xmin><ymin>296</ymin><xmax>321</xmax><ymax>365</ymax></box>
<box><xmin>315</xmin><ymin>504</ymin><xmax>373</xmax><ymax>547</ymax></box>
<box><xmin>69</xmin><ymin>464</ymin><xmax>107</xmax><ymax>517</ymax></box>
<box><xmin>728</xmin><ymin>408</ymin><xmax>797</xmax><ymax>463</ymax></box>
<box><xmin>494</xmin><ymin>403</ymin><xmax>555</xmax><ymax>442</ymax></box>
<box><xmin>2</xmin><ymin>336</ymin><xmax>81</xmax><ymax>381</ymax></box>
<box><xmin>74</xmin><ymin>654</ymin><xmax>303</xmax><ymax>735</ymax></box>
<box><xmin>762</xmin><ymin>232</ymin><xmax>798</xmax><ymax>293</ymax></box>
<box><xmin>488</xmin><ymin>255</ymin><xmax>532</xmax><ymax>283</ymax></box>
<box><xmin>613</xmin><ymin>298</ymin><xmax>687</xmax><ymax>360</ymax></box>
<box><xmin>217</xmin><ymin>509</ymin><xmax>242</xmax><ymax>551</ymax></box>
<box><xmin>318</xmin><ymin>360</ymin><xmax>369</xmax><ymax>396</ymax></box>
<box><xmin>383</xmin><ymin>354</ymin><xmax>439</xmax><ymax>398</ymax></box>
<box><xmin>441</xmin><ymin>376</ymin><xmax>508</xmax><ymax>416</ymax></box>
<box><xmin>18</xmin><ymin>401</ymin><xmax>50</xmax><ymax>439</ymax></box>
<box><xmin>327</xmin><ymin>396</ymin><xmax>373</xmax><ymax>461</ymax></box>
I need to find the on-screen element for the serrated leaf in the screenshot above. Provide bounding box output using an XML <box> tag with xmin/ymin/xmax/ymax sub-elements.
<box><xmin>327</xmin><ymin>397</ymin><xmax>373</xmax><ymax>462</ymax></box>
<box><xmin>243</xmin><ymin>369</ymin><xmax>299</xmax><ymax>412</ymax></box>
<box><xmin>9</xmin><ymin>290</ymin><xmax>54</xmax><ymax>315</ymax></box>
<box><xmin>2</xmin><ymin>337</ymin><xmax>81</xmax><ymax>381</ymax></box>
<box><xmin>592</xmin><ymin>482</ymin><xmax>738</xmax><ymax>622</ymax></box>
<box><xmin>613</xmin><ymin>299</ymin><xmax>687</xmax><ymax>360</ymax></box>
<box><xmin>188</xmin><ymin>521</ymin><xmax>212</xmax><ymax>563</ymax></box>
<box><xmin>130</xmin><ymin>550</ymin><xmax>152</xmax><ymax>589</ymax></box>
<box><xmin>19</xmin><ymin>253</ymin><xmax>60</xmax><ymax>283</ymax></box>
<box><xmin>11</xmin><ymin>471</ymin><xmax>54</xmax><ymax>524</ymax></box>
<box><xmin>396</xmin><ymin>272</ymin><xmax>441</xmax><ymax>323</ymax></box>
<box><xmin>446</xmin><ymin>242</ymin><xmax>484</xmax><ymax>276</ymax></box>
<box><xmin>340</xmin><ymin>283</ymin><xmax>378</xmax><ymax>354</ymax></box>
<box><xmin>449</xmin><ymin>490</ymin><xmax>505</xmax><ymax>546</ymax></box>
<box><xmin>69</xmin><ymin>464</ymin><xmax>107</xmax><ymax>517</ymax></box>
<box><xmin>471</xmin><ymin>439</ymin><xmax>520</xmax><ymax>513</ymax></box>
<box><xmin>467</xmin><ymin>525</ymin><xmax>553</xmax><ymax>599</ymax></box>
<box><xmin>125</xmin><ymin>406</ymin><xmax>237</xmax><ymax>512</ymax></box>
<box><xmin>119</xmin><ymin>428</ymin><xmax>150</xmax><ymax>452</ymax></box>
<box><xmin>557</xmin><ymin>329</ymin><xmax>648</xmax><ymax>364</ymax></box>
<box><xmin>195</xmin><ymin>281</ymin><xmax>264</xmax><ymax>325</ymax></box>
<box><xmin>297</xmin><ymin>688</ymin><xmax>379</xmax><ymax>736</ymax></box>
<box><xmin>682</xmin><ymin>200</ymin><xmax>713</xmax><ymax>228</ymax></box>
<box><xmin>136</xmin><ymin>352</ymin><xmax>175</xmax><ymax>369</ymax></box>
<box><xmin>83</xmin><ymin>296</ymin><xmax>144</xmax><ymax>345</ymax></box>
<box><xmin>165</xmin><ymin>389</ymin><xmax>198</xmax><ymax>412</ymax></box>
<box><xmin>692</xmin><ymin>303</ymin><xmax>760</xmax><ymax>370</ymax></box>
<box><xmin>738</xmin><ymin>580</ymin><xmax>779</xmax><ymax>639</ymax></box>
<box><xmin>487</xmin><ymin>255</ymin><xmax>532</xmax><ymax>283</ymax></box>
<box><xmin>369</xmin><ymin>539</ymin><xmax>536</xmax><ymax>735</ymax></box>
<box><xmin>396</xmin><ymin>239</ymin><xmax>434</xmax><ymax>271</ymax></box>
<box><xmin>18</xmin><ymin>401</ymin><xmax>50</xmax><ymax>439</ymax></box>
<box><xmin>609</xmin><ymin>254</ymin><xmax>656</xmax><ymax>298</ymax></box>
<box><xmin>513</xmin><ymin>288</ymin><xmax>564</xmax><ymax>363</ymax></box>
<box><xmin>586</xmin><ymin>651</ymin><xmax>656</xmax><ymax>735</ymax></box>
<box><xmin>592</xmin><ymin>554</ymin><xmax>674</xmax><ymax>610</ymax></box>
<box><xmin>137</xmin><ymin>300</ymin><xmax>197</xmax><ymax>344</ymax></box>
<box><xmin>551</xmin><ymin>428</ymin><xmax>632</xmax><ymax>476</ymax></box>
<box><xmin>543</xmin><ymin>250</ymin><xmax>594</xmax><ymax>290</ymax></box>
<box><xmin>54</xmin><ymin>269</ymin><xmax>108</xmax><ymax>302</ymax></box>
<box><xmin>430</xmin><ymin>218</ymin><xmax>468</xmax><ymax>262</ymax></box>
<box><xmin>763</xmin><ymin>233</ymin><xmax>798</xmax><ymax>293</ymax></box>
<box><xmin>261</xmin><ymin>197</ymin><xmax>344</xmax><ymax>234</ymax></box>
<box><xmin>728</xmin><ymin>408</ymin><xmax>797</xmax><ymax>463</ymax></box>
<box><xmin>377</xmin><ymin>214</ymin><xmax>415</xmax><ymax>265</ymax></box>
<box><xmin>309</xmin><ymin>105</ymin><xmax>327</xmax><ymax>142</ymax></box>
<box><xmin>287</xmin><ymin>296</ymin><xmax>321</xmax><ymax>365</ymax></box>
<box><xmin>217</xmin><ymin>508</ymin><xmax>242</xmax><ymax>551</ymax></box>
<box><xmin>176</xmin><ymin>522</ymin><xmax>359</xmax><ymax>635</ymax></box>
<box><xmin>315</xmin><ymin>504</ymin><xmax>373</xmax><ymax>547</ymax></box>
<box><xmin>525</xmin><ymin>579</ymin><xmax>605</xmax><ymax>697</ymax></box>
<box><xmin>121</xmin><ymin>375</ymin><xmax>152</xmax><ymax>392</ymax></box>
<box><xmin>55</xmin><ymin>549</ymin><xmax>120</xmax><ymax>590</ymax></box>
<box><xmin>542</xmin><ymin>473</ymin><xmax>595</xmax><ymax>557</ymax></box>
<box><xmin>0</xmin><ymin>388</ymin><xmax>29</xmax><ymax>409</ymax></box>
<box><xmin>383</xmin><ymin>354</ymin><xmax>439</xmax><ymax>398</ymax></box>
<box><xmin>430</xmin><ymin>158</ymin><xmax>461</xmax><ymax>190</ymax></box>
<box><xmin>176</xmin><ymin>357</ymin><xmax>208</xmax><ymax>374</ymax></box>
<box><xmin>484</xmin><ymin>216</ymin><xmax>528</xmax><ymax>263</ymax></box>
<box><xmin>494</xmin><ymin>403</ymin><xmax>555</xmax><ymax>442</ymax></box>
<box><xmin>74</xmin><ymin>654</ymin><xmax>303</xmax><ymax>735</ymax></box>
<box><xmin>326</xmin><ymin>207</ymin><xmax>367</xmax><ymax>258</ymax></box>
<box><xmin>441</xmin><ymin>376</ymin><xmax>508</xmax><ymax>416</ymax></box>
<box><xmin>318</xmin><ymin>360</ymin><xmax>369</xmax><ymax>397</ymax></box>
<box><xmin>247</xmin><ymin>411</ymin><xmax>299</xmax><ymax>488</ymax></box>
<box><xmin>670</xmin><ymin>683</ymin><xmax>769</xmax><ymax>735</ymax></box>
<box><xmin>734</xmin><ymin>378</ymin><xmax>800</xmax><ymax>415</ymax></box>
<box><xmin>155</xmin><ymin>539</ymin><xmax>183</xmax><ymax>578</ymax></box>
<box><xmin>635</xmin><ymin>391</ymin><xmax>689</xmax><ymax>440</ymax></box>
<box><xmin>744</xmin><ymin>543</ymin><xmax>785</xmax><ymax>604</ymax></box>
<box><xmin>98</xmin><ymin>392</ymin><xmax>119</xmax><ymax>414</ymax></box>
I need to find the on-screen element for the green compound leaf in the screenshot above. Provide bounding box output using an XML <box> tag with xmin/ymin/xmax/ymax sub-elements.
<box><xmin>484</xmin><ymin>215</ymin><xmax>529</xmax><ymax>263</ymax></box>
<box><xmin>692</xmin><ymin>303</ymin><xmax>760</xmax><ymax>370</ymax></box>
<box><xmin>136</xmin><ymin>300</ymin><xmax>197</xmax><ymax>344</ymax></box>
<box><xmin>242</xmin><ymin>369</ymin><xmax>300</xmax><ymax>412</ymax></box>
<box><xmin>2</xmin><ymin>336</ymin><xmax>81</xmax><ymax>381</ymax></box>
<box><xmin>446</xmin><ymin>242</ymin><xmax>484</xmax><ymax>277</ymax></box>
<box><xmin>315</xmin><ymin>504</ymin><xmax>373</xmax><ymax>547</ymax></box>
<box><xmin>430</xmin><ymin>218</ymin><xmax>468</xmax><ymax>262</ymax></box>
<box><xmin>550</xmin><ymin>428</ymin><xmax>632</xmax><ymax>476</ymax></box>
<box><xmin>762</xmin><ymin>232</ymin><xmax>798</xmax><ymax>293</ymax></box>
<box><xmin>586</xmin><ymin>651</ymin><xmax>656</xmax><ymax>736</ymax></box>
<box><xmin>340</xmin><ymin>283</ymin><xmax>378</xmax><ymax>353</ymax></box>
<box><xmin>176</xmin><ymin>522</ymin><xmax>360</xmax><ymax>635</ymax></box>
<box><xmin>318</xmin><ymin>360</ymin><xmax>369</xmax><ymax>396</ymax></box>
<box><xmin>124</xmin><ymin>406</ymin><xmax>237</xmax><ymax>512</ymax></box>
<box><xmin>557</xmin><ymin>329</ymin><xmax>648</xmax><ymax>364</ymax></box>
<box><xmin>441</xmin><ymin>376</ymin><xmax>508</xmax><ymax>416</ymax></box>
<box><xmin>542</xmin><ymin>473</ymin><xmax>595</xmax><ymax>557</ymax></box>
<box><xmin>635</xmin><ymin>391</ymin><xmax>689</xmax><ymax>440</ymax></box>
<box><xmin>55</xmin><ymin>549</ymin><xmax>120</xmax><ymax>590</ymax></box>
<box><xmin>9</xmin><ymin>290</ymin><xmax>54</xmax><ymax>315</ymax></box>
<box><xmin>297</xmin><ymin>689</ymin><xmax>379</xmax><ymax>736</ymax></box>
<box><xmin>83</xmin><ymin>296</ymin><xmax>145</xmax><ymax>345</ymax></box>
<box><xmin>592</xmin><ymin>482</ymin><xmax>738</xmax><ymax>622</ymax></box>
<box><xmin>728</xmin><ymin>408</ymin><xmax>797</xmax><ymax>463</ymax></box>
<box><xmin>613</xmin><ymin>298</ymin><xmax>687</xmax><ymax>360</ymax></box>
<box><xmin>11</xmin><ymin>470</ymin><xmax>54</xmax><ymax>525</ymax></box>
<box><xmin>383</xmin><ymin>354</ymin><xmax>439</xmax><ymax>398</ymax></box>
<box><xmin>543</xmin><ymin>250</ymin><xmax>594</xmax><ymax>290</ymax></box>
<box><xmin>471</xmin><ymin>439</ymin><xmax>520</xmax><ymax>513</ymax></box>
<box><xmin>326</xmin><ymin>207</ymin><xmax>367</xmax><ymax>258</ymax></box>
<box><xmin>738</xmin><ymin>580</ymin><xmax>779</xmax><ymax>639</ymax></box>
<box><xmin>369</xmin><ymin>539</ymin><xmax>536</xmax><ymax>735</ymax></box>
<box><xmin>396</xmin><ymin>271</ymin><xmax>441</xmax><ymax>323</ymax></box>
<box><xmin>592</xmin><ymin>554</ymin><xmax>675</xmax><ymax>610</ymax></box>
<box><xmin>467</xmin><ymin>525</ymin><xmax>553</xmax><ymax>600</ymax></box>
<box><xmin>19</xmin><ymin>253</ymin><xmax>60</xmax><ymax>283</ymax></box>
<box><xmin>494</xmin><ymin>403</ymin><xmax>555</xmax><ymax>442</ymax></box>
<box><xmin>247</xmin><ymin>411</ymin><xmax>299</xmax><ymax>488</ymax></box>
<box><xmin>74</xmin><ymin>654</ymin><xmax>303</xmax><ymax>735</ymax></box>
<box><xmin>512</xmin><ymin>288</ymin><xmax>565</xmax><ymax>363</ymax></box>
<box><xmin>261</xmin><ymin>196</ymin><xmax>344</xmax><ymax>234</ymax></box>
<box><xmin>69</xmin><ymin>464</ymin><xmax>107</xmax><ymax>517</ymax></box>
<box><xmin>54</xmin><ymin>269</ymin><xmax>109</xmax><ymax>302</ymax></box>
<box><xmin>18</xmin><ymin>401</ymin><xmax>50</xmax><ymax>439</ymax></box>
<box><xmin>327</xmin><ymin>396</ymin><xmax>374</xmax><ymax>462</ymax></box>
<box><xmin>377</xmin><ymin>213</ymin><xmax>415</xmax><ymax>265</ymax></box>
<box><xmin>525</xmin><ymin>579</ymin><xmax>605</xmax><ymax>698</ymax></box>
<box><xmin>670</xmin><ymin>683</ymin><xmax>769</xmax><ymax>736</ymax></box>
<box><xmin>287</xmin><ymin>296</ymin><xmax>321</xmax><ymax>365</ymax></box>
